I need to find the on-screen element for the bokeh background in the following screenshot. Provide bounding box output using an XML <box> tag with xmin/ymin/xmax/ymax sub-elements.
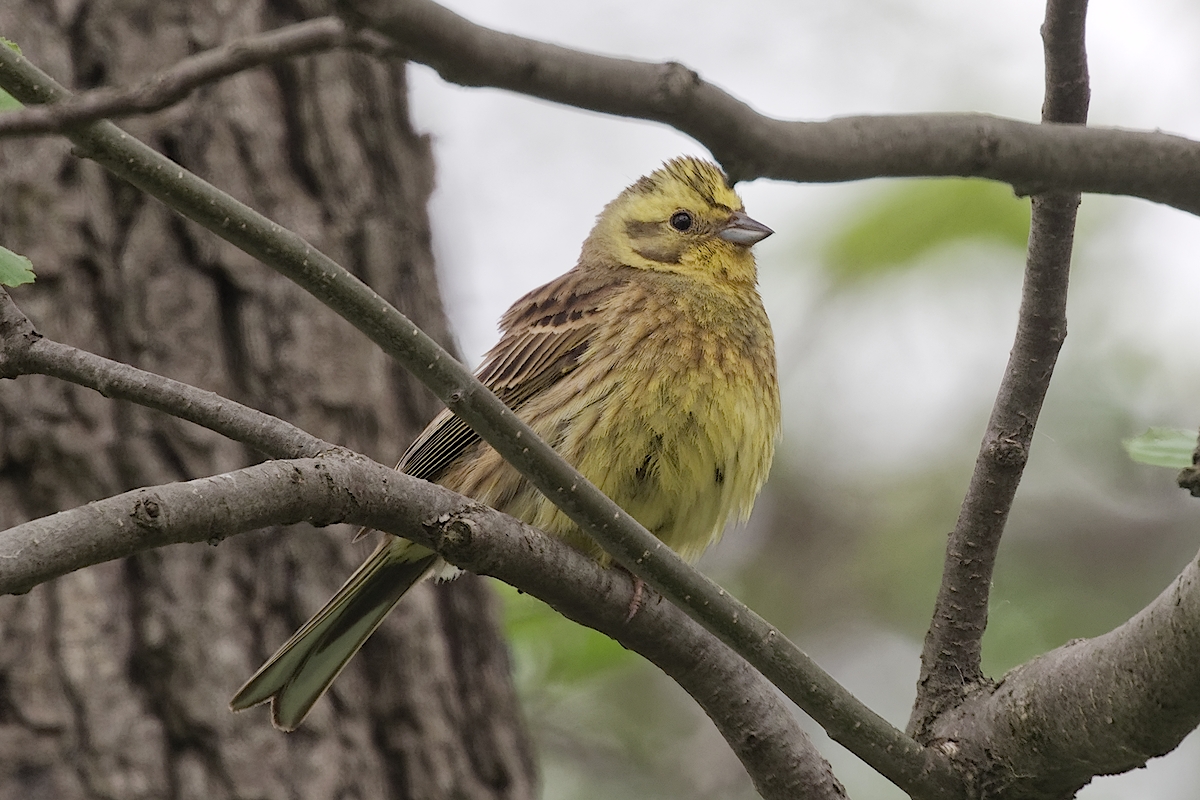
<box><xmin>406</xmin><ymin>1</ymin><xmax>1200</xmax><ymax>797</ymax></box>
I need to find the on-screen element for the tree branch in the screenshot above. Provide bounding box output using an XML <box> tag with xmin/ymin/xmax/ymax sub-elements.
<box><xmin>0</xmin><ymin>289</ymin><xmax>330</xmax><ymax>460</ymax></box>
<box><xmin>0</xmin><ymin>290</ymin><xmax>844</xmax><ymax>796</ymax></box>
<box><xmin>0</xmin><ymin>287</ymin><xmax>846</xmax><ymax>797</ymax></box>
<box><xmin>0</xmin><ymin>47</ymin><xmax>954</xmax><ymax>797</ymax></box>
<box><xmin>932</xmin><ymin>549</ymin><xmax>1200</xmax><ymax>798</ymax></box>
<box><xmin>0</xmin><ymin>454</ymin><xmax>846</xmax><ymax>800</ymax></box>
<box><xmin>339</xmin><ymin>0</ymin><xmax>1200</xmax><ymax>217</ymax></box>
<box><xmin>909</xmin><ymin>0</ymin><xmax>1090</xmax><ymax>739</ymax></box>
<box><xmin>0</xmin><ymin>17</ymin><xmax>394</xmax><ymax>137</ymax></box>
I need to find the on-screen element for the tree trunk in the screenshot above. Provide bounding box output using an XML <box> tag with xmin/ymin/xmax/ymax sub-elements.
<box><xmin>0</xmin><ymin>2</ymin><xmax>538</xmax><ymax>798</ymax></box>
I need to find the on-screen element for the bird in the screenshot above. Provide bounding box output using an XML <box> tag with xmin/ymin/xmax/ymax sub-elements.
<box><xmin>230</xmin><ymin>156</ymin><xmax>781</xmax><ymax>731</ymax></box>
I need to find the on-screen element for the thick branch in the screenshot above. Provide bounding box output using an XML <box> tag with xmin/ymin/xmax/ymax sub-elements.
<box><xmin>0</xmin><ymin>290</ymin><xmax>330</xmax><ymax>460</ymax></box>
<box><xmin>0</xmin><ymin>455</ymin><xmax>845</xmax><ymax>800</ymax></box>
<box><xmin>931</xmin><ymin>549</ymin><xmax>1200</xmax><ymax>798</ymax></box>
<box><xmin>340</xmin><ymin>0</ymin><xmax>1200</xmax><ymax>216</ymax></box>
<box><xmin>0</xmin><ymin>17</ymin><xmax>393</xmax><ymax>136</ymax></box>
<box><xmin>0</xmin><ymin>47</ymin><xmax>953</xmax><ymax>796</ymax></box>
<box><xmin>910</xmin><ymin>0</ymin><xmax>1090</xmax><ymax>739</ymax></box>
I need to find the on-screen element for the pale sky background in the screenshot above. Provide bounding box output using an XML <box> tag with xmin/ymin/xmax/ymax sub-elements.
<box><xmin>406</xmin><ymin>1</ymin><xmax>1200</xmax><ymax>797</ymax></box>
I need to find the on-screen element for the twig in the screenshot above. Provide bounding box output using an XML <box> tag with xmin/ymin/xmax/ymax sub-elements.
<box><xmin>0</xmin><ymin>44</ymin><xmax>955</xmax><ymax>796</ymax></box>
<box><xmin>0</xmin><ymin>17</ymin><xmax>393</xmax><ymax>137</ymax></box>
<box><xmin>0</xmin><ymin>454</ymin><xmax>846</xmax><ymax>800</ymax></box>
<box><xmin>0</xmin><ymin>290</ymin><xmax>330</xmax><ymax>459</ymax></box>
<box><xmin>909</xmin><ymin>0</ymin><xmax>1090</xmax><ymax>739</ymax></box>
<box><xmin>339</xmin><ymin>0</ymin><xmax>1200</xmax><ymax>216</ymax></box>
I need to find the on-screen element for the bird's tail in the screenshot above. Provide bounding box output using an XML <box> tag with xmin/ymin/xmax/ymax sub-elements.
<box><xmin>230</xmin><ymin>538</ymin><xmax>439</xmax><ymax>731</ymax></box>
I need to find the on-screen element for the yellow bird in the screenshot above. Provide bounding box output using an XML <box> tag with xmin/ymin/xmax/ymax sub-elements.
<box><xmin>231</xmin><ymin>157</ymin><xmax>781</xmax><ymax>730</ymax></box>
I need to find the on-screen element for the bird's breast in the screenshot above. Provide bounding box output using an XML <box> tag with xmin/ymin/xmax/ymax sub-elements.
<box><xmin>553</xmin><ymin>287</ymin><xmax>780</xmax><ymax>560</ymax></box>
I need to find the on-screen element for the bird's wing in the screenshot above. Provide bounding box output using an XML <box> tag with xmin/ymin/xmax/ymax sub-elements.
<box><xmin>399</xmin><ymin>270</ymin><xmax>623</xmax><ymax>482</ymax></box>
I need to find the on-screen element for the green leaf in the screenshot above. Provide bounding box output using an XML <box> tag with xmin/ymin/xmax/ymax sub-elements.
<box><xmin>0</xmin><ymin>245</ymin><xmax>35</xmax><ymax>287</ymax></box>
<box><xmin>823</xmin><ymin>179</ymin><xmax>1030</xmax><ymax>281</ymax></box>
<box><xmin>1122</xmin><ymin>427</ymin><xmax>1196</xmax><ymax>469</ymax></box>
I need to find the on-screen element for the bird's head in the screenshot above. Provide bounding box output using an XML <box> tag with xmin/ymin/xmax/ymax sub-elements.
<box><xmin>582</xmin><ymin>157</ymin><xmax>773</xmax><ymax>287</ymax></box>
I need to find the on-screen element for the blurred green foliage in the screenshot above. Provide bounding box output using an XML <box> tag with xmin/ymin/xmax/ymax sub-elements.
<box><xmin>852</xmin><ymin>475</ymin><xmax>962</xmax><ymax>633</ymax></box>
<box><xmin>496</xmin><ymin>581</ymin><xmax>635</xmax><ymax>691</ymax></box>
<box><xmin>822</xmin><ymin>179</ymin><xmax>1031</xmax><ymax>281</ymax></box>
<box><xmin>983</xmin><ymin>545</ymin><xmax>1152</xmax><ymax>676</ymax></box>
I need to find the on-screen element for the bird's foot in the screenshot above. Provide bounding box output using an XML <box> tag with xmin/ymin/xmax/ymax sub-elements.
<box><xmin>624</xmin><ymin>576</ymin><xmax>645</xmax><ymax>623</ymax></box>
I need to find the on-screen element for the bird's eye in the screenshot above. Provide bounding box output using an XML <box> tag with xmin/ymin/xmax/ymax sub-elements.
<box><xmin>669</xmin><ymin>211</ymin><xmax>693</xmax><ymax>232</ymax></box>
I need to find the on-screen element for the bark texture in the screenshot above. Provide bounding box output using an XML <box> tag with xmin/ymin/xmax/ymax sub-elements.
<box><xmin>0</xmin><ymin>1</ymin><xmax>537</xmax><ymax>798</ymax></box>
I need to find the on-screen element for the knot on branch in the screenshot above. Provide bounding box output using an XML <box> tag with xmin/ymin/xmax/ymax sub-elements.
<box><xmin>425</xmin><ymin>505</ymin><xmax>487</xmax><ymax>563</ymax></box>
<box><xmin>656</xmin><ymin>61</ymin><xmax>700</xmax><ymax>111</ymax></box>
<box><xmin>131</xmin><ymin>492</ymin><xmax>165</xmax><ymax>531</ymax></box>
<box><xmin>986</xmin><ymin>435</ymin><xmax>1028</xmax><ymax>468</ymax></box>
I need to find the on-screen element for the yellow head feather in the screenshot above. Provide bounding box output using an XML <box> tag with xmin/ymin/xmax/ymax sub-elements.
<box><xmin>581</xmin><ymin>157</ymin><xmax>763</xmax><ymax>286</ymax></box>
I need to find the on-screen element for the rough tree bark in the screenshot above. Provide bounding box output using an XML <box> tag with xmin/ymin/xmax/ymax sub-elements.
<box><xmin>0</xmin><ymin>2</ymin><xmax>537</xmax><ymax>798</ymax></box>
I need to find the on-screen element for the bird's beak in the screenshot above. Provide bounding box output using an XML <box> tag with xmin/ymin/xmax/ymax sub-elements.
<box><xmin>717</xmin><ymin>211</ymin><xmax>774</xmax><ymax>246</ymax></box>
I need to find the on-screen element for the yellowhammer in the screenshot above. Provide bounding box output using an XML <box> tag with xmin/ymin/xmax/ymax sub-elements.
<box><xmin>231</xmin><ymin>156</ymin><xmax>781</xmax><ymax>730</ymax></box>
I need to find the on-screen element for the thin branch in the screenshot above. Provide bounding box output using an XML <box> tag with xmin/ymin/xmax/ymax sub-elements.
<box><xmin>0</xmin><ymin>290</ymin><xmax>330</xmax><ymax>460</ymax></box>
<box><xmin>0</xmin><ymin>17</ymin><xmax>394</xmax><ymax>137</ymax></box>
<box><xmin>931</xmin><ymin>548</ymin><xmax>1200</xmax><ymax>797</ymax></box>
<box><xmin>0</xmin><ymin>454</ymin><xmax>846</xmax><ymax>800</ymax></box>
<box><xmin>909</xmin><ymin>0</ymin><xmax>1090</xmax><ymax>739</ymax></box>
<box><xmin>0</xmin><ymin>46</ymin><xmax>956</xmax><ymax>796</ymax></box>
<box><xmin>339</xmin><ymin>0</ymin><xmax>1200</xmax><ymax>217</ymax></box>
<box><xmin>1040</xmin><ymin>0</ymin><xmax>1091</xmax><ymax>125</ymax></box>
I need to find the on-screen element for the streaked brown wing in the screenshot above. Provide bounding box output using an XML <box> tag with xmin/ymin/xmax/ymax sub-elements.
<box><xmin>398</xmin><ymin>269</ymin><xmax>622</xmax><ymax>483</ymax></box>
